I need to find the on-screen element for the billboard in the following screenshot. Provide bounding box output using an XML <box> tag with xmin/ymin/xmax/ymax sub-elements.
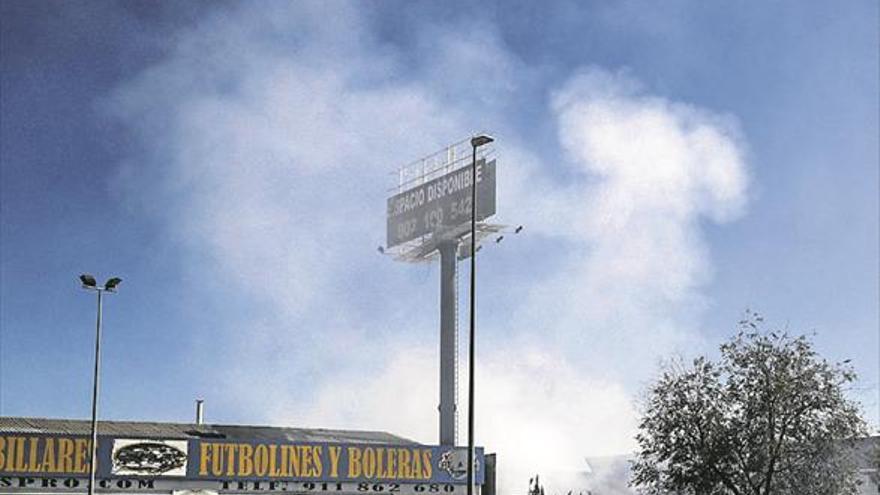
<box><xmin>0</xmin><ymin>434</ymin><xmax>484</xmax><ymax>494</ymax></box>
<box><xmin>387</xmin><ymin>160</ymin><xmax>496</xmax><ymax>248</ymax></box>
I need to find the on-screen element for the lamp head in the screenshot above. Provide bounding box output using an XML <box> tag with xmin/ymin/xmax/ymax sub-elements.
<box><xmin>79</xmin><ymin>274</ymin><xmax>97</xmax><ymax>288</ymax></box>
<box><xmin>470</xmin><ymin>135</ymin><xmax>494</xmax><ymax>148</ymax></box>
<box><xmin>104</xmin><ymin>277</ymin><xmax>122</xmax><ymax>292</ymax></box>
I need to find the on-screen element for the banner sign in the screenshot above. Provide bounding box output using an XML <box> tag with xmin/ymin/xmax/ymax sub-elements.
<box><xmin>386</xmin><ymin>159</ymin><xmax>496</xmax><ymax>248</ymax></box>
<box><xmin>0</xmin><ymin>434</ymin><xmax>483</xmax><ymax>493</ymax></box>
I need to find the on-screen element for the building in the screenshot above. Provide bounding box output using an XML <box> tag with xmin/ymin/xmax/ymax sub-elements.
<box><xmin>0</xmin><ymin>417</ymin><xmax>490</xmax><ymax>495</ymax></box>
<box><xmin>855</xmin><ymin>436</ymin><xmax>880</xmax><ymax>495</ymax></box>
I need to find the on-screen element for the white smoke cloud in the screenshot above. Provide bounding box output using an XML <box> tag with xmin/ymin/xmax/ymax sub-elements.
<box><xmin>497</xmin><ymin>69</ymin><xmax>750</xmax><ymax>381</ymax></box>
<box><xmin>106</xmin><ymin>5</ymin><xmax>749</xmax><ymax>495</ymax></box>
<box><xmin>294</xmin><ymin>344</ymin><xmax>636</xmax><ymax>495</ymax></box>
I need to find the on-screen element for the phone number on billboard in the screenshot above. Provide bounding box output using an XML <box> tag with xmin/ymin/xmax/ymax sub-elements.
<box><xmin>217</xmin><ymin>481</ymin><xmax>464</xmax><ymax>494</ymax></box>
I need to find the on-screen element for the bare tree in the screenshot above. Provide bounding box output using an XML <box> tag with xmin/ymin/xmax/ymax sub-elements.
<box><xmin>631</xmin><ymin>312</ymin><xmax>867</xmax><ymax>495</ymax></box>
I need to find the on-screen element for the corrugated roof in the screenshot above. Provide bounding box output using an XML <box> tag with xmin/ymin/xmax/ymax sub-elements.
<box><xmin>0</xmin><ymin>417</ymin><xmax>418</xmax><ymax>445</ymax></box>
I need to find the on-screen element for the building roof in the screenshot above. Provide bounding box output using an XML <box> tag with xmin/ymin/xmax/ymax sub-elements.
<box><xmin>0</xmin><ymin>417</ymin><xmax>418</xmax><ymax>445</ymax></box>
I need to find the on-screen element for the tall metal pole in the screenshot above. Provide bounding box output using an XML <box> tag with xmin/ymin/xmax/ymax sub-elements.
<box><xmin>465</xmin><ymin>135</ymin><xmax>493</xmax><ymax>495</ymax></box>
<box><xmin>466</xmin><ymin>142</ymin><xmax>477</xmax><ymax>495</ymax></box>
<box><xmin>88</xmin><ymin>289</ymin><xmax>103</xmax><ymax>495</ymax></box>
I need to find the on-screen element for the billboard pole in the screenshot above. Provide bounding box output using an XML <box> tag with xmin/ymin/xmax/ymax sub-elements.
<box><xmin>438</xmin><ymin>240</ymin><xmax>458</xmax><ymax>446</ymax></box>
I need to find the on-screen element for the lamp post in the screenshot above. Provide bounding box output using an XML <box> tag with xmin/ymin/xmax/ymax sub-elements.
<box><xmin>467</xmin><ymin>135</ymin><xmax>493</xmax><ymax>495</ymax></box>
<box><xmin>79</xmin><ymin>274</ymin><xmax>121</xmax><ymax>495</ymax></box>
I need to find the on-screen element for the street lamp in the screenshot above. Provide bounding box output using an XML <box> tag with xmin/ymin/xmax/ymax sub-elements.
<box><xmin>80</xmin><ymin>274</ymin><xmax>121</xmax><ymax>495</ymax></box>
<box><xmin>467</xmin><ymin>134</ymin><xmax>493</xmax><ymax>495</ymax></box>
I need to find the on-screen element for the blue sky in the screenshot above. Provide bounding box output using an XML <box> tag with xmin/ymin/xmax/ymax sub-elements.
<box><xmin>1</xmin><ymin>1</ymin><xmax>877</xmax><ymax>491</ymax></box>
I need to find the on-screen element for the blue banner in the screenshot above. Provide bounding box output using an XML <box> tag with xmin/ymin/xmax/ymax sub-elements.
<box><xmin>0</xmin><ymin>434</ymin><xmax>484</xmax><ymax>485</ymax></box>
